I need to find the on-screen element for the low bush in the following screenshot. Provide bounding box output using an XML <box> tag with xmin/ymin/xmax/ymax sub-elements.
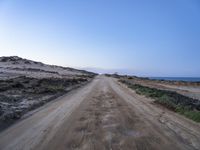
<box><xmin>43</xmin><ymin>85</ymin><xmax>66</xmax><ymax>93</ymax></box>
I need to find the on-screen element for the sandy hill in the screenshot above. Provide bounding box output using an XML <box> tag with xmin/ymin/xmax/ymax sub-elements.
<box><xmin>0</xmin><ymin>56</ymin><xmax>96</xmax><ymax>79</ymax></box>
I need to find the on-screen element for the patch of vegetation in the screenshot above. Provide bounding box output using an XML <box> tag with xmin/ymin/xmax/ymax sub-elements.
<box><xmin>0</xmin><ymin>76</ymin><xmax>90</xmax><ymax>94</ymax></box>
<box><xmin>120</xmin><ymin>79</ymin><xmax>200</xmax><ymax>122</ymax></box>
<box><xmin>175</xmin><ymin>106</ymin><xmax>200</xmax><ymax>122</ymax></box>
<box><xmin>37</xmin><ymin>85</ymin><xmax>66</xmax><ymax>94</ymax></box>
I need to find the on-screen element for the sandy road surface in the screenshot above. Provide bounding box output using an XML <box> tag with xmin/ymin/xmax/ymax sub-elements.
<box><xmin>0</xmin><ymin>76</ymin><xmax>200</xmax><ymax>150</ymax></box>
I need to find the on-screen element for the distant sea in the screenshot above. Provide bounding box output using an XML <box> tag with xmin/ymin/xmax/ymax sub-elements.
<box><xmin>149</xmin><ymin>77</ymin><xmax>200</xmax><ymax>82</ymax></box>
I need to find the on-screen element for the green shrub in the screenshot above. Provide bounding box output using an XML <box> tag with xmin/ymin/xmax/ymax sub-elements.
<box><xmin>44</xmin><ymin>85</ymin><xmax>65</xmax><ymax>93</ymax></box>
<box><xmin>183</xmin><ymin>111</ymin><xmax>200</xmax><ymax>122</ymax></box>
<box><xmin>176</xmin><ymin>106</ymin><xmax>200</xmax><ymax>122</ymax></box>
<box><xmin>156</xmin><ymin>95</ymin><xmax>177</xmax><ymax>110</ymax></box>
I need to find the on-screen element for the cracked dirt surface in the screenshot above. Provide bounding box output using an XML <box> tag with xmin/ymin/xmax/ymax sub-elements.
<box><xmin>0</xmin><ymin>76</ymin><xmax>200</xmax><ymax>150</ymax></box>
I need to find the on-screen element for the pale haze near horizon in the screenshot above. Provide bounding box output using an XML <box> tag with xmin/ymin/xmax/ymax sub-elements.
<box><xmin>0</xmin><ymin>0</ymin><xmax>200</xmax><ymax>77</ymax></box>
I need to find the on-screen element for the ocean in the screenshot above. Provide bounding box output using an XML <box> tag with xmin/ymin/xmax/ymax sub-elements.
<box><xmin>149</xmin><ymin>77</ymin><xmax>200</xmax><ymax>82</ymax></box>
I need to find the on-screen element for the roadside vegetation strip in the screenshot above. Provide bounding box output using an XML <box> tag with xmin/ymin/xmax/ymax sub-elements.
<box><xmin>119</xmin><ymin>79</ymin><xmax>200</xmax><ymax>122</ymax></box>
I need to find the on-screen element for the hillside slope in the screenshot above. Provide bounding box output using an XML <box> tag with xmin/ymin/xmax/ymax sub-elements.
<box><xmin>0</xmin><ymin>56</ymin><xmax>96</xmax><ymax>130</ymax></box>
<box><xmin>0</xmin><ymin>56</ymin><xmax>96</xmax><ymax>79</ymax></box>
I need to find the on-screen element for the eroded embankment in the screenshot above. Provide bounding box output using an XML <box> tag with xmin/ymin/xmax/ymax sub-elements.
<box><xmin>0</xmin><ymin>76</ymin><xmax>93</xmax><ymax>130</ymax></box>
<box><xmin>119</xmin><ymin>79</ymin><xmax>200</xmax><ymax>122</ymax></box>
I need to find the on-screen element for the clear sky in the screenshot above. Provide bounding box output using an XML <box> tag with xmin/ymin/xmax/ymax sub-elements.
<box><xmin>0</xmin><ymin>0</ymin><xmax>200</xmax><ymax>77</ymax></box>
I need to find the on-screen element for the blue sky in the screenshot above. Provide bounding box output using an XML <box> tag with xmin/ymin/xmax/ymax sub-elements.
<box><xmin>0</xmin><ymin>0</ymin><xmax>200</xmax><ymax>76</ymax></box>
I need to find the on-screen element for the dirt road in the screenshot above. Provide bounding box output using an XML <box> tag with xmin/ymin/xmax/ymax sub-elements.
<box><xmin>0</xmin><ymin>76</ymin><xmax>200</xmax><ymax>150</ymax></box>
